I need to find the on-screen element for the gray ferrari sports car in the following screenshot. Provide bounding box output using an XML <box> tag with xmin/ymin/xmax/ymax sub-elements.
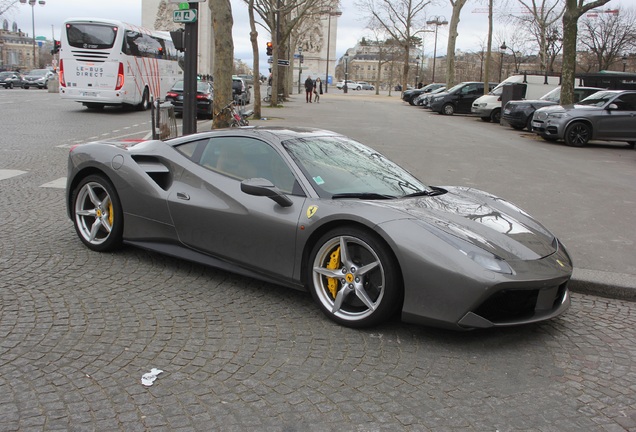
<box><xmin>66</xmin><ymin>126</ymin><xmax>572</xmax><ymax>329</ymax></box>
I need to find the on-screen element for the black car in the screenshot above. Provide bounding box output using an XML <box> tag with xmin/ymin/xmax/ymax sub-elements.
<box><xmin>0</xmin><ymin>71</ymin><xmax>25</xmax><ymax>89</ymax></box>
<box><xmin>402</xmin><ymin>83</ymin><xmax>445</xmax><ymax>105</ymax></box>
<box><xmin>166</xmin><ymin>80</ymin><xmax>214</xmax><ymax>119</ymax></box>
<box><xmin>502</xmin><ymin>86</ymin><xmax>605</xmax><ymax>131</ymax></box>
<box><xmin>429</xmin><ymin>82</ymin><xmax>498</xmax><ymax>115</ymax></box>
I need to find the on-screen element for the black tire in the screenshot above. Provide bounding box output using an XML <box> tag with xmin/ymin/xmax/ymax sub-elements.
<box><xmin>308</xmin><ymin>227</ymin><xmax>402</xmax><ymax>328</ymax></box>
<box><xmin>137</xmin><ymin>87</ymin><xmax>150</xmax><ymax>111</ymax></box>
<box><xmin>480</xmin><ymin>116</ymin><xmax>491</xmax><ymax>122</ymax></box>
<box><xmin>510</xmin><ymin>124</ymin><xmax>525</xmax><ymax>130</ymax></box>
<box><xmin>526</xmin><ymin>116</ymin><xmax>534</xmax><ymax>131</ymax></box>
<box><xmin>23</xmin><ymin>85</ymin><xmax>29</xmax><ymax>89</ymax></box>
<box><xmin>71</xmin><ymin>174</ymin><xmax>123</xmax><ymax>252</ymax></box>
<box><xmin>627</xmin><ymin>141</ymin><xmax>635</xmax><ymax>149</ymax></box>
<box><xmin>564</xmin><ymin>122</ymin><xmax>591</xmax><ymax>147</ymax></box>
<box><xmin>490</xmin><ymin>108</ymin><xmax>501</xmax><ymax>123</ymax></box>
<box><xmin>541</xmin><ymin>135</ymin><xmax>558</xmax><ymax>142</ymax></box>
<box><xmin>8</xmin><ymin>83</ymin><xmax>13</xmax><ymax>89</ymax></box>
<box><xmin>442</xmin><ymin>103</ymin><xmax>455</xmax><ymax>115</ymax></box>
<box><xmin>84</xmin><ymin>103</ymin><xmax>104</xmax><ymax>110</ymax></box>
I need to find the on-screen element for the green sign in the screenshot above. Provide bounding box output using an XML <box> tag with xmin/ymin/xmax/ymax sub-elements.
<box><xmin>173</xmin><ymin>9</ymin><xmax>197</xmax><ymax>23</ymax></box>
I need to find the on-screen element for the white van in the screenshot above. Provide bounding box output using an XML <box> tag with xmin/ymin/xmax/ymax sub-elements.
<box><xmin>471</xmin><ymin>74</ymin><xmax>561</xmax><ymax>123</ymax></box>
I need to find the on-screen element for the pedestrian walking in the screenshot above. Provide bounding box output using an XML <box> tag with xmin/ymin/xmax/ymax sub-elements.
<box><xmin>305</xmin><ymin>76</ymin><xmax>315</xmax><ymax>103</ymax></box>
<box><xmin>314</xmin><ymin>77</ymin><xmax>323</xmax><ymax>103</ymax></box>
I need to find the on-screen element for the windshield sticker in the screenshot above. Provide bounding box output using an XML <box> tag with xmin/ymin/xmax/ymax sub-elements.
<box><xmin>313</xmin><ymin>176</ymin><xmax>325</xmax><ymax>185</ymax></box>
<box><xmin>306</xmin><ymin>205</ymin><xmax>318</xmax><ymax>219</ymax></box>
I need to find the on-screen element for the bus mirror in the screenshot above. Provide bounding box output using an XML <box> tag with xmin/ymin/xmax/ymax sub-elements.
<box><xmin>170</xmin><ymin>30</ymin><xmax>185</xmax><ymax>52</ymax></box>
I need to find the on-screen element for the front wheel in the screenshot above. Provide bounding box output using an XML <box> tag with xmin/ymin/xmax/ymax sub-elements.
<box><xmin>442</xmin><ymin>103</ymin><xmax>455</xmax><ymax>115</ymax></box>
<box><xmin>480</xmin><ymin>116</ymin><xmax>491</xmax><ymax>122</ymax></box>
<box><xmin>490</xmin><ymin>108</ymin><xmax>501</xmax><ymax>123</ymax></box>
<box><xmin>72</xmin><ymin>174</ymin><xmax>123</xmax><ymax>252</ymax></box>
<box><xmin>308</xmin><ymin>227</ymin><xmax>402</xmax><ymax>328</ymax></box>
<box><xmin>564</xmin><ymin>122</ymin><xmax>591</xmax><ymax>147</ymax></box>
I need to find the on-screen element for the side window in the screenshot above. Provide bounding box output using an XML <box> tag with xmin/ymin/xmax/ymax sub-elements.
<box><xmin>613</xmin><ymin>94</ymin><xmax>636</xmax><ymax>111</ymax></box>
<box><xmin>198</xmin><ymin>137</ymin><xmax>299</xmax><ymax>194</ymax></box>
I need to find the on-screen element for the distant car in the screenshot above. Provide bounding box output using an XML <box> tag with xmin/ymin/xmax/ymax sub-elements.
<box><xmin>357</xmin><ymin>81</ymin><xmax>375</xmax><ymax>90</ymax></box>
<box><xmin>502</xmin><ymin>86</ymin><xmax>605</xmax><ymax>131</ymax></box>
<box><xmin>336</xmin><ymin>80</ymin><xmax>358</xmax><ymax>90</ymax></box>
<box><xmin>22</xmin><ymin>68</ymin><xmax>54</xmax><ymax>89</ymax></box>
<box><xmin>430</xmin><ymin>82</ymin><xmax>498</xmax><ymax>115</ymax></box>
<box><xmin>402</xmin><ymin>83</ymin><xmax>445</xmax><ymax>105</ymax></box>
<box><xmin>232</xmin><ymin>76</ymin><xmax>251</xmax><ymax>104</ymax></box>
<box><xmin>0</xmin><ymin>71</ymin><xmax>25</xmax><ymax>89</ymax></box>
<box><xmin>166</xmin><ymin>80</ymin><xmax>214</xmax><ymax>119</ymax></box>
<box><xmin>531</xmin><ymin>89</ymin><xmax>636</xmax><ymax>147</ymax></box>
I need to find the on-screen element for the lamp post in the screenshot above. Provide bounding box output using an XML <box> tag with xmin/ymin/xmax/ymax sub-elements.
<box><xmin>623</xmin><ymin>54</ymin><xmax>628</xmax><ymax>72</ymax></box>
<box><xmin>415</xmin><ymin>55</ymin><xmax>420</xmax><ymax>88</ymax></box>
<box><xmin>426</xmin><ymin>16</ymin><xmax>448</xmax><ymax>82</ymax></box>
<box><xmin>20</xmin><ymin>0</ymin><xmax>45</xmax><ymax>68</ymax></box>
<box><xmin>343</xmin><ymin>52</ymin><xmax>349</xmax><ymax>93</ymax></box>
<box><xmin>323</xmin><ymin>8</ymin><xmax>342</xmax><ymax>93</ymax></box>
<box><xmin>297</xmin><ymin>46</ymin><xmax>303</xmax><ymax>94</ymax></box>
<box><xmin>499</xmin><ymin>41</ymin><xmax>507</xmax><ymax>82</ymax></box>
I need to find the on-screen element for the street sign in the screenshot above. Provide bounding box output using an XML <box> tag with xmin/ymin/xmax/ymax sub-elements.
<box><xmin>278</xmin><ymin>60</ymin><xmax>290</xmax><ymax>66</ymax></box>
<box><xmin>173</xmin><ymin>9</ymin><xmax>198</xmax><ymax>23</ymax></box>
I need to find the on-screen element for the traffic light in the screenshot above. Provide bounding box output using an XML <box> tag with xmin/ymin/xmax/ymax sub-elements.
<box><xmin>266</xmin><ymin>41</ymin><xmax>273</xmax><ymax>56</ymax></box>
<box><xmin>50</xmin><ymin>39</ymin><xmax>61</xmax><ymax>55</ymax></box>
<box><xmin>170</xmin><ymin>30</ymin><xmax>185</xmax><ymax>52</ymax></box>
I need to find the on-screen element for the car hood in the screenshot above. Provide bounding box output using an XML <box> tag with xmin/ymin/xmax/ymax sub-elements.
<box><xmin>536</xmin><ymin>104</ymin><xmax>600</xmax><ymax>114</ymax></box>
<box><xmin>378</xmin><ymin>186</ymin><xmax>556</xmax><ymax>261</ymax></box>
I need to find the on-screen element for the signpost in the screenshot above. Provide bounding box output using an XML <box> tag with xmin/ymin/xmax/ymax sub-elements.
<box><xmin>173</xmin><ymin>9</ymin><xmax>197</xmax><ymax>23</ymax></box>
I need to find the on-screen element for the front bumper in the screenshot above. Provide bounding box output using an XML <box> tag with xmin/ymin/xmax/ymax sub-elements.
<box><xmin>471</xmin><ymin>106</ymin><xmax>492</xmax><ymax>117</ymax></box>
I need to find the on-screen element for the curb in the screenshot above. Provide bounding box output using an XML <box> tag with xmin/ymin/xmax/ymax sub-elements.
<box><xmin>569</xmin><ymin>268</ymin><xmax>636</xmax><ymax>301</ymax></box>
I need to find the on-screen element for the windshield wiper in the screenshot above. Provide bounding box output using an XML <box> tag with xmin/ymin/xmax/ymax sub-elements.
<box><xmin>403</xmin><ymin>187</ymin><xmax>447</xmax><ymax>198</ymax></box>
<box><xmin>331</xmin><ymin>192</ymin><xmax>396</xmax><ymax>200</ymax></box>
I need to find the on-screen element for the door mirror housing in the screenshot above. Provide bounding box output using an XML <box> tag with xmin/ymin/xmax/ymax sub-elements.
<box><xmin>241</xmin><ymin>178</ymin><xmax>293</xmax><ymax>207</ymax></box>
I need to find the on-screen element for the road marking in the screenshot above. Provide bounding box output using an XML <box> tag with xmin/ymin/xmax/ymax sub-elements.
<box><xmin>0</xmin><ymin>169</ymin><xmax>27</xmax><ymax>181</ymax></box>
<box><xmin>40</xmin><ymin>177</ymin><xmax>67</xmax><ymax>189</ymax></box>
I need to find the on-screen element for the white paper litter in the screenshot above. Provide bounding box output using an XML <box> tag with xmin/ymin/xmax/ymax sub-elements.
<box><xmin>141</xmin><ymin>368</ymin><xmax>164</xmax><ymax>386</ymax></box>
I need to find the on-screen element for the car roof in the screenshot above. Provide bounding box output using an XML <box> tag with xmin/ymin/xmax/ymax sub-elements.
<box><xmin>166</xmin><ymin>126</ymin><xmax>343</xmax><ymax>147</ymax></box>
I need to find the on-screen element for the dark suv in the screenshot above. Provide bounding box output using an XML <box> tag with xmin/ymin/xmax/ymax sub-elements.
<box><xmin>232</xmin><ymin>76</ymin><xmax>251</xmax><ymax>104</ymax></box>
<box><xmin>429</xmin><ymin>82</ymin><xmax>497</xmax><ymax>115</ymax></box>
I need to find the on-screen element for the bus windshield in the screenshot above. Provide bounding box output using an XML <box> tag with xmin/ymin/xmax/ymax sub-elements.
<box><xmin>66</xmin><ymin>23</ymin><xmax>118</xmax><ymax>49</ymax></box>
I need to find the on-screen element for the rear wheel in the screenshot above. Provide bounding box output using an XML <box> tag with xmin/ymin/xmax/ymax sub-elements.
<box><xmin>480</xmin><ymin>116</ymin><xmax>491</xmax><ymax>122</ymax></box>
<box><xmin>564</xmin><ymin>122</ymin><xmax>591</xmax><ymax>147</ymax></box>
<box><xmin>72</xmin><ymin>174</ymin><xmax>123</xmax><ymax>252</ymax></box>
<box><xmin>308</xmin><ymin>227</ymin><xmax>402</xmax><ymax>328</ymax></box>
<box><xmin>137</xmin><ymin>87</ymin><xmax>150</xmax><ymax>111</ymax></box>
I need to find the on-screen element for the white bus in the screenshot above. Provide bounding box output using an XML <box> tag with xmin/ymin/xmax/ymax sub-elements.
<box><xmin>59</xmin><ymin>18</ymin><xmax>183</xmax><ymax>110</ymax></box>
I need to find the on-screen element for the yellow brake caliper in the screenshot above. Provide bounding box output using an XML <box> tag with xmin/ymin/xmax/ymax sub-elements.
<box><xmin>326</xmin><ymin>246</ymin><xmax>341</xmax><ymax>298</ymax></box>
<box><xmin>107</xmin><ymin>201</ymin><xmax>114</xmax><ymax>227</ymax></box>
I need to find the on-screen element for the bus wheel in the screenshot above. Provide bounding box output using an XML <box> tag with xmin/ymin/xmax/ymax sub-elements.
<box><xmin>137</xmin><ymin>88</ymin><xmax>150</xmax><ymax>111</ymax></box>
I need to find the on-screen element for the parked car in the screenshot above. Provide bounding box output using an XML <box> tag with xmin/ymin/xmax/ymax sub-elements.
<box><xmin>471</xmin><ymin>74</ymin><xmax>560</xmax><ymax>123</ymax></box>
<box><xmin>531</xmin><ymin>89</ymin><xmax>636</xmax><ymax>147</ymax></box>
<box><xmin>22</xmin><ymin>68</ymin><xmax>54</xmax><ymax>89</ymax></box>
<box><xmin>0</xmin><ymin>71</ymin><xmax>25</xmax><ymax>89</ymax></box>
<box><xmin>429</xmin><ymin>82</ymin><xmax>498</xmax><ymax>115</ymax></box>
<box><xmin>357</xmin><ymin>81</ymin><xmax>375</xmax><ymax>90</ymax></box>
<box><xmin>402</xmin><ymin>83</ymin><xmax>445</xmax><ymax>105</ymax></box>
<box><xmin>66</xmin><ymin>127</ymin><xmax>571</xmax><ymax>329</ymax></box>
<box><xmin>502</xmin><ymin>86</ymin><xmax>605</xmax><ymax>131</ymax></box>
<box><xmin>232</xmin><ymin>76</ymin><xmax>251</xmax><ymax>104</ymax></box>
<box><xmin>166</xmin><ymin>80</ymin><xmax>214</xmax><ymax>119</ymax></box>
<box><xmin>336</xmin><ymin>80</ymin><xmax>358</xmax><ymax>90</ymax></box>
<box><xmin>414</xmin><ymin>86</ymin><xmax>446</xmax><ymax>107</ymax></box>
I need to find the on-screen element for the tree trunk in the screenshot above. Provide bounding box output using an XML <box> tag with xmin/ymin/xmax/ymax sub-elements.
<box><xmin>446</xmin><ymin>0</ymin><xmax>467</xmax><ymax>88</ymax></box>
<box><xmin>211</xmin><ymin>0</ymin><xmax>234</xmax><ymax>128</ymax></box>
<box><xmin>483</xmin><ymin>0</ymin><xmax>493</xmax><ymax>95</ymax></box>
<box><xmin>248</xmin><ymin>0</ymin><xmax>262</xmax><ymax>118</ymax></box>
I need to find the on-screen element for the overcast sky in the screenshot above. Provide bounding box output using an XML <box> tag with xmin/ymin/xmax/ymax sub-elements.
<box><xmin>6</xmin><ymin>0</ymin><xmax>629</xmax><ymax>71</ymax></box>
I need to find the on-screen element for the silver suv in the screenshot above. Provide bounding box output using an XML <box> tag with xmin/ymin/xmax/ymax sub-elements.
<box><xmin>532</xmin><ymin>90</ymin><xmax>636</xmax><ymax>147</ymax></box>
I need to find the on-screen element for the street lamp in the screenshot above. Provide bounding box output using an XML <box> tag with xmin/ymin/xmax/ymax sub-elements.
<box><xmin>20</xmin><ymin>0</ymin><xmax>45</xmax><ymax>69</ymax></box>
<box><xmin>622</xmin><ymin>54</ymin><xmax>628</xmax><ymax>72</ymax></box>
<box><xmin>343</xmin><ymin>52</ymin><xmax>349</xmax><ymax>93</ymax></box>
<box><xmin>415</xmin><ymin>55</ymin><xmax>420</xmax><ymax>88</ymax></box>
<box><xmin>499</xmin><ymin>41</ymin><xmax>507</xmax><ymax>82</ymax></box>
<box><xmin>323</xmin><ymin>8</ymin><xmax>342</xmax><ymax>93</ymax></box>
<box><xmin>426</xmin><ymin>16</ymin><xmax>448</xmax><ymax>82</ymax></box>
<box><xmin>297</xmin><ymin>46</ymin><xmax>303</xmax><ymax>94</ymax></box>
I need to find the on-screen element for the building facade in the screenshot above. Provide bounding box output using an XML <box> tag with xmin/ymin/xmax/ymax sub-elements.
<box><xmin>0</xmin><ymin>20</ymin><xmax>40</xmax><ymax>71</ymax></box>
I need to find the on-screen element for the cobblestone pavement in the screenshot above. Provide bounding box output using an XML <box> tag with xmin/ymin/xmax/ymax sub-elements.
<box><xmin>1</xmin><ymin>92</ymin><xmax>635</xmax><ymax>431</ymax></box>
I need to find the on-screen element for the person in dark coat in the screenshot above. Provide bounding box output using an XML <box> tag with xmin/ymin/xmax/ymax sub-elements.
<box><xmin>304</xmin><ymin>76</ymin><xmax>315</xmax><ymax>103</ymax></box>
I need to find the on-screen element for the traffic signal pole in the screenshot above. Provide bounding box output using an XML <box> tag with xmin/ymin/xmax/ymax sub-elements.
<box><xmin>182</xmin><ymin>2</ymin><xmax>199</xmax><ymax>135</ymax></box>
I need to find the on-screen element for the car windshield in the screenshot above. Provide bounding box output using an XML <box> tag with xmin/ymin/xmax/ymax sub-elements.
<box><xmin>283</xmin><ymin>136</ymin><xmax>430</xmax><ymax>198</ymax></box>
<box><xmin>28</xmin><ymin>69</ymin><xmax>48</xmax><ymax>76</ymax></box>
<box><xmin>576</xmin><ymin>91</ymin><xmax>615</xmax><ymax>107</ymax></box>
<box><xmin>540</xmin><ymin>87</ymin><xmax>561</xmax><ymax>102</ymax></box>
<box><xmin>0</xmin><ymin>72</ymin><xmax>12</xmax><ymax>78</ymax></box>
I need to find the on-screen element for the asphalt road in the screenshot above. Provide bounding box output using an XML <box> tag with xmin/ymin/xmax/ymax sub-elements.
<box><xmin>0</xmin><ymin>88</ymin><xmax>635</xmax><ymax>431</ymax></box>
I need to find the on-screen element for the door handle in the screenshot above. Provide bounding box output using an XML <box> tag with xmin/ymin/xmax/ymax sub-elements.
<box><xmin>177</xmin><ymin>192</ymin><xmax>190</xmax><ymax>200</ymax></box>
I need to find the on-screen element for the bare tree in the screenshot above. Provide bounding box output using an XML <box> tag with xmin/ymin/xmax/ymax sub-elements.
<box><xmin>561</xmin><ymin>0</ymin><xmax>611</xmax><ymax>105</ymax></box>
<box><xmin>579</xmin><ymin>8</ymin><xmax>636</xmax><ymax>71</ymax></box>
<box><xmin>247</xmin><ymin>0</ymin><xmax>264</xmax><ymax>118</ymax></box>
<box><xmin>356</xmin><ymin>0</ymin><xmax>432</xmax><ymax>93</ymax></box>
<box><xmin>210</xmin><ymin>0</ymin><xmax>235</xmax><ymax>128</ymax></box>
<box><xmin>445</xmin><ymin>0</ymin><xmax>469</xmax><ymax>88</ymax></box>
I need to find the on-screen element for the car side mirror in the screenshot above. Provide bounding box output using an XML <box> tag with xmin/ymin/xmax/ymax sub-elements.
<box><xmin>607</xmin><ymin>103</ymin><xmax>618</xmax><ymax>110</ymax></box>
<box><xmin>241</xmin><ymin>178</ymin><xmax>293</xmax><ymax>207</ymax></box>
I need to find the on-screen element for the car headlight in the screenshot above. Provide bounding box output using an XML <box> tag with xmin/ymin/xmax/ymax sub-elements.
<box><xmin>548</xmin><ymin>112</ymin><xmax>568</xmax><ymax>119</ymax></box>
<box><xmin>458</xmin><ymin>241</ymin><xmax>513</xmax><ymax>274</ymax></box>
